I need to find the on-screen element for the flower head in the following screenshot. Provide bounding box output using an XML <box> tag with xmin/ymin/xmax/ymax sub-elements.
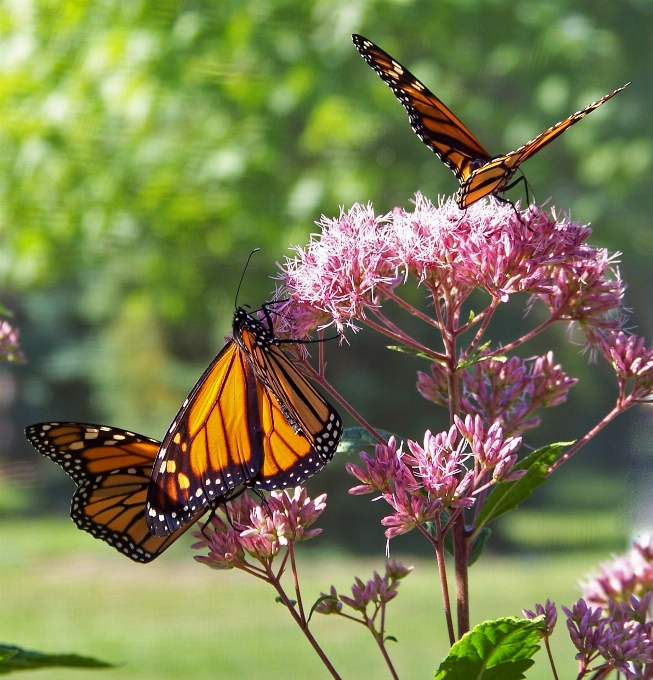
<box><xmin>0</xmin><ymin>320</ymin><xmax>24</xmax><ymax>363</ymax></box>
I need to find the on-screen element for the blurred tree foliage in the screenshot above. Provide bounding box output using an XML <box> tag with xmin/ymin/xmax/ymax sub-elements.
<box><xmin>1</xmin><ymin>0</ymin><xmax>653</xmax><ymax>529</ymax></box>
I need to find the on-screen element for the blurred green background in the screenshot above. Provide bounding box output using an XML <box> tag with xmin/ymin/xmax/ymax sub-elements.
<box><xmin>1</xmin><ymin>0</ymin><xmax>652</xmax><ymax>676</ymax></box>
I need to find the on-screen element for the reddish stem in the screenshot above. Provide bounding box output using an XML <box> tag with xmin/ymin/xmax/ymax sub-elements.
<box><xmin>364</xmin><ymin>315</ymin><xmax>446</xmax><ymax>362</ymax></box>
<box><xmin>265</xmin><ymin>563</ymin><xmax>342</xmax><ymax>680</ymax></box>
<box><xmin>299</xmin><ymin>360</ymin><xmax>387</xmax><ymax>445</ymax></box>
<box><xmin>548</xmin><ymin>401</ymin><xmax>629</xmax><ymax>474</ymax></box>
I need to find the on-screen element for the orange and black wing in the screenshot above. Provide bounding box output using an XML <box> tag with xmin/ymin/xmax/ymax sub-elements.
<box><xmin>25</xmin><ymin>422</ymin><xmax>202</xmax><ymax>563</ymax></box>
<box><xmin>352</xmin><ymin>34</ymin><xmax>491</xmax><ymax>182</ymax></box>
<box><xmin>146</xmin><ymin>308</ymin><xmax>343</xmax><ymax>537</ymax></box>
<box><xmin>455</xmin><ymin>83</ymin><xmax>630</xmax><ymax>208</ymax></box>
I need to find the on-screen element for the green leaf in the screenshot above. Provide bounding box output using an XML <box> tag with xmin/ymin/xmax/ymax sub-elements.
<box><xmin>474</xmin><ymin>442</ymin><xmax>572</xmax><ymax>535</ymax></box>
<box><xmin>385</xmin><ymin>635</ymin><xmax>398</xmax><ymax>643</ymax></box>
<box><xmin>337</xmin><ymin>427</ymin><xmax>399</xmax><ymax>453</ymax></box>
<box><xmin>307</xmin><ymin>595</ymin><xmax>339</xmax><ymax>622</ymax></box>
<box><xmin>275</xmin><ymin>597</ymin><xmax>296</xmax><ymax>606</ymax></box>
<box><xmin>386</xmin><ymin>345</ymin><xmax>444</xmax><ymax>363</ymax></box>
<box><xmin>433</xmin><ymin>617</ymin><xmax>544</xmax><ymax>680</ymax></box>
<box><xmin>456</xmin><ymin>343</ymin><xmax>506</xmax><ymax>372</ymax></box>
<box><xmin>0</xmin><ymin>645</ymin><xmax>112</xmax><ymax>673</ymax></box>
<box><xmin>469</xmin><ymin>527</ymin><xmax>492</xmax><ymax>566</ymax></box>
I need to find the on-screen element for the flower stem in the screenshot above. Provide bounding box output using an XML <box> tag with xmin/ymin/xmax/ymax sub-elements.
<box><xmin>299</xmin><ymin>360</ymin><xmax>387</xmax><ymax>444</ymax></box>
<box><xmin>419</xmin><ymin>523</ymin><xmax>455</xmax><ymax>646</ymax></box>
<box><xmin>544</xmin><ymin>637</ymin><xmax>560</xmax><ymax>680</ymax></box>
<box><xmin>288</xmin><ymin>544</ymin><xmax>306</xmax><ymax>625</ymax></box>
<box><xmin>377</xmin><ymin>283</ymin><xmax>442</xmax><ymax>329</ymax></box>
<box><xmin>370</xmin><ymin>627</ymin><xmax>401</xmax><ymax>680</ymax></box>
<box><xmin>265</xmin><ymin>564</ymin><xmax>342</xmax><ymax>680</ymax></box>
<box><xmin>548</xmin><ymin>401</ymin><xmax>627</xmax><ymax>474</ymax></box>
<box><xmin>364</xmin><ymin>315</ymin><xmax>446</xmax><ymax>362</ymax></box>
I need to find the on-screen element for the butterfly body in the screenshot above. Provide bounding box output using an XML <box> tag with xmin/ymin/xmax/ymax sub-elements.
<box><xmin>24</xmin><ymin>423</ymin><xmax>199</xmax><ymax>562</ymax></box>
<box><xmin>352</xmin><ymin>34</ymin><xmax>629</xmax><ymax>208</ymax></box>
<box><xmin>145</xmin><ymin>306</ymin><xmax>342</xmax><ymax>537</ymax></box>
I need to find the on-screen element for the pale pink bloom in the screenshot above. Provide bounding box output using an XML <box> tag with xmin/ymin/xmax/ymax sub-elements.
<box><xmin>536</xmin><ymin>249</ymin><xmax>625</xmax><ymax>337</ymax></box>
<box><xmin>381</xmin><ymin>486</ymin><xmax>447</xmax><ymax>539</ymax></box>
<box><xmin>453</xmin><ymin>352</ymin><xmax>577</xmax><ymax>436</ymax></box>
<box><xmin>0</xmin><ymin>320</ymin><xmax>24</xmax><ymax>363</ymax></box>
<box><xmin>316</xmin><ymin>560</ymin><xmax>413</xmax><ymax>616</ymax></box>
<box><xmin>403</xmin><ymin>428</ymin><xmax>474</xmax><ymax>504</ymax></box>
<box><xmin>582</xmin><ymin>539</ymin><xmax>653</xmax><ymax>607</ymax></box>
<box><xmin>346</xmin><ymin>437</ymin><xmax>409</xmax><ymax>495</ymax></box>
<box><xmin>523</xmin><ymin>599</ymin><xmax>558</xmax><ymax>636</ymax></box>
<box><xmin>266</xmin><ymin>487</ymin><xmax>326</xmax><ymax>542</ymax></box>
<box><xmin>277</xmin><ymin>194</ymin><xmax>624</xmax><ymax>344</ymax></box>
<box><xmin>278</xmin><ymin>202</ymin><xmax>397</xmax><ymax>334</ymax></box>
<box><xmin>191</xmin><ymin>516</ymin><xmax>247</xmax><ymax>570</ymax></box>
<box><xmin>600</xmin><ymin>332</ymin><xmax>653</xmax><ymax>395</ymax></box>
<box><xmin>192</xmin><ymin>489</ymin><xmax>327</xmax><ymax>569</ymax></box>
<box><xmin>454</xmin><ymin>414</ymin><xmax>522</xmax><ymax>480</ymax></box>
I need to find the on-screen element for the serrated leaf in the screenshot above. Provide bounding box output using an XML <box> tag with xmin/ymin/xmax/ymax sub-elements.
<box><xmin>474</xmin><ymin>442</ymin><xmax>572</xmax><ymax>535</ymax></box>
<box><xmin>386</xmin><ymin>345</ymin><xmax>444</xmax><ymax>363</ymax></box>
<box><xmin>337</xmin><ymin>427</ymin><xmax>399</xmax><ymax>453</ymax></box>
<box><xmin>0</xmin><ymin>645</ymin><xmax>112</xmax><ymax>673</ymax></box>
<box><xmin>433</xmin><ymin>617</ymin><xmax>544</xmax><ymax>680</ymax></box>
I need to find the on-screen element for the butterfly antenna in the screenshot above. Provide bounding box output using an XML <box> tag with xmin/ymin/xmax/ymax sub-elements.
<box><xmin>235</xmin><ymin>248</ymin><xmax>261</xmax><ymax>309</ymax></box>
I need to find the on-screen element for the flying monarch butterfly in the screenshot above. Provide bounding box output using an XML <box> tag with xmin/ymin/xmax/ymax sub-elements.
<box><xmin>24</xmin><ymin>423</ymin><xmax>202</xmax><ymax>562</ymax></box>
<box><xmin>352</xmin><ymin>34</ymin><xmax>629</xmax><ymax>209</ymax></box>
<box><xmin>145</xmin><ymin>304</ymin><xmax>343</xmax><ymax>537</ymax></box>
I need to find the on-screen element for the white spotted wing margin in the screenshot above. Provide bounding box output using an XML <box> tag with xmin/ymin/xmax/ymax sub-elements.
<box><xmin>24</xmin><ymin>422</ymin><xmax>204</xmax><ymax>563</ymax></box>
<box><xmin>145</xmin><ymin>306</ymin><xmax>343</xmax><ymax>538</ymax></box>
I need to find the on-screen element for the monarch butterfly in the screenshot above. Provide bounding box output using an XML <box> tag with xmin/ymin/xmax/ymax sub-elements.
<box><xmin>24</xmin><ymin>423</ymin><xmax>201</xmax><ymax>562</ymax></box>
<box><xmin>145</xmin><ymin>304</ymin><xmax>343</xmax><ymax>537</ymax></box>
<box><xmin>352</xmin><ymin>34</ymin><xmax>629</xmax><ymax>209</ymax></box>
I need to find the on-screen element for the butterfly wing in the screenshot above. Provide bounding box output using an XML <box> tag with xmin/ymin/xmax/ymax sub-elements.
<box><xmin>25</xmin><ymin>423</ymin><xmax>201</xmax><ymax>562</ymax></box>
<box><xmin>145</xmin><ymin>340</ymin><xmax>265</xmax><ymax>536</ymax></box>
<box><xmin>240</xmin><ymin>332</ymin><xmax>342</xmax><ymax>470</ymax></box>
<box><xmin>146</xmin><ymin>309</ymin><xmax>343</xmax><ymax>537</ymax></box>
<box><xmin>455</xmin><ymin>83</ymin><xmax>630</xmax><ymax>208</ymax></box>
<box><xmin>352</xmin><ymin>34</ymin><xmax>491</xmax><ymax>181</ymax></box>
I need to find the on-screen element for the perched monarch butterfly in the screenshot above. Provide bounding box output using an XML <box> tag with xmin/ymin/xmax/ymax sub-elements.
<box><xmin>24</xmin><ymin>423</ymin><xmax>201</xmax><ymax>562</ymax></box>
<box><xmin>352</xmin><ymin>34</ymin><xmax>629</xmax><ymax>209</ymax></box>
<box><xmin>145</xmin><ymin>304</ymin><xmax>343</xmax><ymax>537</ymax></box>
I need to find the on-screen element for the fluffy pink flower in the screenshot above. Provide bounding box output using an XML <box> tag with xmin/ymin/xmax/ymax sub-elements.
<box><xmin>454</xmin><ymin>414</ymin><xmax>522</xmax><ymax>480</ymax></box>
<box><xmin>278</xmin><ymin>202</ymin><xmax>398</xmax><ymax>334</ymax></box>
<box><xmin>346</xmin><ymin>437</ymin><xmax>408</xmax><ymax>494</ymax></box>
<box><xmin>278</xmin><ymin>194</ymin><xmax>623</xmax><ymax>344</ymax></box>
<box><xmin>192</xmin><ymin>489</ymin><xmax>327</xmax><ymax>569</ymax></box>
<box><xmin>0</xmin><ymin>320</ymin><xmax>24</xmax><ymax>363</ymax></box>
<box><xmin>599</xmin><ymin>332</ymin><xmax>653</xmax><ymax>399</ymax></box>
<box><xmin>582</xmin><ymin>539</ymin><xmax>653</xmax><ymax>607</ymax></box>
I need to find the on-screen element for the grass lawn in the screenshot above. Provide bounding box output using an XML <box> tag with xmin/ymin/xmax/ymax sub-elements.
<box><xmin>0</xmin><ymin>517</ymin><xmax>618</xmax><ymax>679</ymax></box>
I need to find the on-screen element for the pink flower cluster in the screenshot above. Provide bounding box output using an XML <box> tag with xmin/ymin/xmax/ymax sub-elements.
<box><xmin>315</xmin><ymin>559</ymin><xmax>413</xmax><ymax>617</ymax></box>
<box><xmin>418</xmin><ymin>351</ymin><xmax>578</xmax><ymax>436</ymax></box>
<box><xmin>563</xmin><ymin>596</ymin><xmax>653</xmax><ymax>678</ymax></box>
<box><xmin>0</xmin><ymin>320</ymin><xmax>24</xmax><ymax>363</ymax></box>
<box><xmin>346</xmin><ymin>417</ymin><xmax>523</xmax><ymax>540</ymax></box>
<box><xmin>599</xmin><ymin>331</ymin><xmax>653</xmax><ymax>399</ymax></box>
<box><xmin>582</xmin><ymin>538</ymin><xmax>653</xmax><ymax>607</ymax></box>
<box><xmin>277</xmin><ymin>194</ymin><xmax>624</xmax><ymax>340</ymax></box>
<box><xmin>192</xmin><ymin>488</ymin><xmax>326</xmax><ymax>569</ymax></box>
